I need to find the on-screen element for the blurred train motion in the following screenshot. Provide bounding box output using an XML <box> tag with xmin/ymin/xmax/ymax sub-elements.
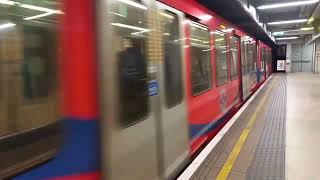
<box><xmin>0</xmin><ymin>0</ymin><xmax>272</xmax><ymax>179</ymax></box>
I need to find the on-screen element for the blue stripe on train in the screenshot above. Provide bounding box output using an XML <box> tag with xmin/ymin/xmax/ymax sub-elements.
<box><xmin>14</xmin><ymin>118</ymin><xmax>100</xmax><ymax>180</ymax></box>
<box><xmin>189</xmin><ymin>110</ymin><xmax>233</xmax><ymax>140</ymax></box>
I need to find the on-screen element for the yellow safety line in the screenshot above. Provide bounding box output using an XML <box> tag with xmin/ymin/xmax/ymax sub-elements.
<box><xmin>216</xmin><ymin>78</ymin><xmax>275</xmax><ymax>180</ymax></box>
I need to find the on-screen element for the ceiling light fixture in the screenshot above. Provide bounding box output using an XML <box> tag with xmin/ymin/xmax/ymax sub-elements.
<box><xmin>0</xmin><ymin>23</ymin><xmax>16</xmax><ymax>30</ymax></box>
<box><xmin>273</xmin><ymin>27</ymin><xmax>314</xmax><ymax>35</ymax></box>
<box><xmin>199</xmin><ymin>15</ymin><xmax>212</xmax><ymax>21</ymax></box>
<box><xmin>258</xmin><ymin>0</ymin><xmax>319</xmax><ymax>10</ymax></box>
<box><xmin>0</xmin><ymin>0</ymin><xmax>15</xmax><ymax>5</ymax></box>
<box><xmin>111</xmin><ymin>23</ymin><xmax>149</xmax><ymax>31</ymax></box>
<box><xmin>301</xmin><ymin>27</ymin><xmax>314</xmax><ymax>31</ymax></box>
<box><xmin>20</xmin><ymin>4</ymin><xmax>62</xmax><ymax>14</ymax></box>
<box><xmin>117</xmin><ymin>0</ymin><xmax>147</xmax><ymax>10</ymax></box>
<box><xmin>268</xmin><ymin>19</ymin><xmax>308</xmax><ymax>25</ymax></box>
<box><xmin>276</xmin><ymin>37</ymin><xmax>299</xmax><ymax>40</ymax></box>
<box><xmin>24</xmin><ymin>12</ymin><xmax>55</xmax><ymax>20</ymax></box>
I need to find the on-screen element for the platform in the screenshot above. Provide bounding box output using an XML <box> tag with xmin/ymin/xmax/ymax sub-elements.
<box><xmin>179</xmin><ymin>73</ymin><xmax>320</xmax><ymax>180</ymax></box>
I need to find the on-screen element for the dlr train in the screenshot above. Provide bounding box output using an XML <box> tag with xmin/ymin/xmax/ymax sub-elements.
<box><xmin>0</xmin><ymin>0</ymin><xmax>272</xmax><ymax>179</ymax></box>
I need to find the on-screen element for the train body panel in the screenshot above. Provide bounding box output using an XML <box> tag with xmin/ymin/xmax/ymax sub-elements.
<box><xmin>0</xmin><ymin>0</ymin><xmax>273</xmax><ymax>179</ymax></box>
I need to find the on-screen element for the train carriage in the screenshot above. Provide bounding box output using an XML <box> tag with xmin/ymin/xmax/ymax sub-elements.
<box><xmin>0</xmin><ymin>0</ymin><xmax>272</xmax><ymax>179</ymax></box>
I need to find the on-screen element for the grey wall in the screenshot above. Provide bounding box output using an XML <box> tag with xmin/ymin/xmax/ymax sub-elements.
<box><xmin>278</xmin><ymin>35</ymin><xmax>314</xmax><ymax>72</ymax></box>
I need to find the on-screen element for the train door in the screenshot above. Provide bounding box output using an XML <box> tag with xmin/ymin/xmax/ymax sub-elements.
<box><xmin>98</xmin><ymin>0</ymin><xmax>189</xmax><ymax>179</ymax></box>
<box><xmin>98</xmin><ymin>0</ymin><xmax>161</xmax><ymax>179</ymax></box>
<box><xmin>156</xmin><ymin>3</ymin><xmax>190</xmax><ymax>179</ymax></box>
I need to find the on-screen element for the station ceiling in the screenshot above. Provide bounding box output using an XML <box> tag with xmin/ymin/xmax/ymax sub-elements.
<box><xmin>251</xmin><ymin>0</ymin><xmax>319</xmax><ymax>32</ymax></box>
<box><xmin>199</xmin><ymin>0</ymin><xmax>320</xmax><ymax>45</ymax></box>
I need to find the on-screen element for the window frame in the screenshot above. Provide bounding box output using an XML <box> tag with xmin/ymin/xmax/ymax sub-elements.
<box><xmin>229</xmin><ymin>36</ymin><xmax>239</xmax><ymax>81</ymax></box>
<box><xmin>188</xmin><ymin>21</ymin><xmax>213</xmax><ymax>96</ymax></box>
<box><xmin>214</xmin><ymin>30</ymin><xmax>229</xmax><ymax>87</ymax></box>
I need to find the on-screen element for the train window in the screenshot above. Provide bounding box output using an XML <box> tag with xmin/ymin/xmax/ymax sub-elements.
<box><xmin>161</xmin><ymin>11</ymin><xmax>183</xmax><ymax>108</ymax></box>
<box><xmin>214</xmin><ymin>31</ymin><xmax>228</xmax><ymax>86</ymax></box>
<box><xmin>189</xmin><ymin>21</ymin><xmax>212</xmax><ymax>95</ymax></box>
<box><xmin>111</xmin><ymin>0</ymin><xmax>149</xmax><ymax>127</ymax></box>
<box><xmin>0</xmin><ymin>1</ymin><xmax>59</xmax><ymax>136</ymax></box>
<box><xmin>230</xmin><ymin>36</ymin><xmax>238</xmax><ymax>80</ymax></box>
<box><xmin>0</xmin><ymin>0</ymin><xmax>60</xmax><ymax>176</ymax></box>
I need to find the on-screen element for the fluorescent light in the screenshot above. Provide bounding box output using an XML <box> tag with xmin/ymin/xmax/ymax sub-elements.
<box><xmin>199</xmin><ymin>15</ymin><xmax>212</xmax><ymax>21</ymax></box>
<box><xmin>162</xmin><ymin>33</ymin><xmax>170</xmax><ymax>36</ymax></box>
<box><xmin>24</xmin><ymin>12</ymin><xmax>54</xmax><ymax>20</ymax></box>
<box><xmin>0</xmin><ymin>23</ymin><xmax>16</xmax><ymax>30</ymax></box>
<box><xmin>20</xmin><ymin>4</ymin><xmax>62</xmax><ymax>14</ymax></box>
<box><xmin>111</xmin><ymin>23</ymin><xmax>149</xmax><ymax>31</ymax></box>
<box><xmin>202</xmin><ymin>48</ymin><xmax>213</xmax><ymax>52</ymax></box>
<box><xmin>276</xmin><ymin>37</ymin><xmax>299</xmax><ymax>40</ymax></box>
<box><xmin>131</xmin><ymin>29</ymin><xmax>150</xmax><ymax>35</ymax></box>
<box><xmin>190</xmin><ymin>22</ymin><xmax>207</xmax><ymax>30</ymax></box>
<box><xmin>0</xmin><ymin>1</ymin><xmax>63</xmax><ymax>14</ymax></box>
<box><xmin>0</xmin><ymin>0</ymin><xmax>15</xmax><ymax>5</ymax></box>
<box><xmin>273</xmin><ymin>31</ymin><xmax>285</xmax><ymax>36</ymax></box>
<box><xmin>160</xmin><ymin>12</ymin><xmax>174</xmax><ymax>19</ymax></box>
<box><xmin>117</xmin><ymin>0</ymin><xmax>147</xmax><ymax>10</ymax></box>
<box><xmin>258</xmin><ymin>0</ymin><xmax>319</xmax><ymax>10</ymax></box>
<box><xmin>273</xmin><ymin>27</ymin><xmax>314</xmax><ymax>36</ymax></box>
<box><xmin>110</xmin><ymin>12</ymin><xmax>126</xmax><ymax>17</ymax></box>
<box><xmin>222</xmin><ymin>28</ymin><xmax>234</xmax><ymax>33</ymax></box>
<box><xmin>301</xmin><ymin>27</ymin><xmax>314</xmax><ymax>31</ymax></box>
<box><xmin>268</xmin><ymin>19</ymin><xmax>308</xmax><ymax>25</ymax></box>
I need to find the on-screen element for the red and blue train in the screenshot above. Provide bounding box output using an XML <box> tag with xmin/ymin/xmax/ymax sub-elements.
<box><xmin>0</xmin><ymin>0</ymin><xmax>272</xmax><ymax>179</ymax></box>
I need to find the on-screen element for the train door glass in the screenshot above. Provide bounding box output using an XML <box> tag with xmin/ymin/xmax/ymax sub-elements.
<box><xmin>248</xmin><ymin>41</ymin><xmax>257</xmax><ymax>87</ymax></box>
<box><xmin>100</xmin><ymin>0</ymin><xmax>159</xmax><ymax>180</ymax></box>
<box><xmin>241</xmin><ymin>38</ymin><xmax>250</xmax><ymax>99</ymax></box>
<box><xmin>214</xmin><ymin>30</ymin><xmax>228</xmax><ymax>86</ymax></box>
<box><xmin>157</xmin><ymin>4</ymin><xmax>189</xmax><ymax>178</ymax></box>
<box><xmin>189</xmin><ymin>21</ymin><xmax>211</xmax><ymax>95</ymax></box>
<box><xmin>230</xmin><ymin>36</ymin><xmax>239</xmax><ymax>80</ymax></box>
<box><xmin>161</xmin><ymin>10</ymin><xmax>183</xmax><ymax>108</ymax></box>
<box><xmin>262</xmin><ymin>47</ymin><xmax>266</xmax><ymax>75</ymax></box>
<box><xmin>0</xmin><ymin>0</ymin><xmax>60</xmax><ymax>177</ymax></box>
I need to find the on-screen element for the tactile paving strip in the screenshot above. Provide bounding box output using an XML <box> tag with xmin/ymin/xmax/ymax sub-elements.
<box><xmin>246</xmin><ymin>74</ymin><xmax>286</xmax><ymax>180</ymax></box>
<box><xmin>190</xmin><ymin>76</ymin><xmax>276</xmax><ymax>180</ymax></box>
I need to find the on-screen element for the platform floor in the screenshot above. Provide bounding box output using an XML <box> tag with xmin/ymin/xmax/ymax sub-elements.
<box><xmin>181</xmin><ymin>73</ymin><xmax>320</xmax><ymax>180</ymax></box>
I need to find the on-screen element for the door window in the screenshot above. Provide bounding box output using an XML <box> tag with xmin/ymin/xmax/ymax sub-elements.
<box><xmin>214</xmin><ymin>30</ymin><xmax>228</xmax><ymax>86</ymax></box>
<box><xmin>230</xmin><ymin>36</ymin><xmax>238</xmax><ymax>80</ymax></box>
<box><xmin>161</xmin><ymin>10</ymin><xmax>183</xmax><ymax>108</ymax></box>
<box><xmin>111</xmin><ymin>0</ymin><xmax>149</xmax><ymax>127</ymax></box>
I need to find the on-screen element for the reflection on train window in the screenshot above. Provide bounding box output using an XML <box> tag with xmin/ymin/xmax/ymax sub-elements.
<box><xmin>214</xmin><ymin>31</ymin><xmax>228</xmax><ymax>86</ymax></box>
<box><xmin>241</xmin><ymin>40</ymin><xmax>249</xmax><ymax>76</ymax></box>
<box><xmin>260</xmin><ymin>47</ymin><xmax>265</xmax><ymax>72</ymax></box>
<box><xmin>161</xmin><ymin>11</ymin><xmax>183</xmax><ymax>108</ymax></box>
<box><xmin>230</xmin><ymin>36</ymin><xmax>238</xmax><ymax>80</ymax></box>
<box><xmin>23</xmin><ymin>26</ymin><xmax>55</xmax><ymax>103</ymax></box>
<box><xmin>189</xmin><ymin>21</ymin><xmax>211</xmax><ymax>95</ymax></box>
<box><xmin>247</xmin><ymin>41</ymin><xmax>256</xmax><ymax>73</ymax></box>
<box><xmin>111</xmin><ymin>0</ymin><xmax>149</xmax><ymax>127</ymax></box>
<box><xmin>0</xmin><ymin>1</ymin><xmax>59</xmax><ymax>136</ymax></box>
